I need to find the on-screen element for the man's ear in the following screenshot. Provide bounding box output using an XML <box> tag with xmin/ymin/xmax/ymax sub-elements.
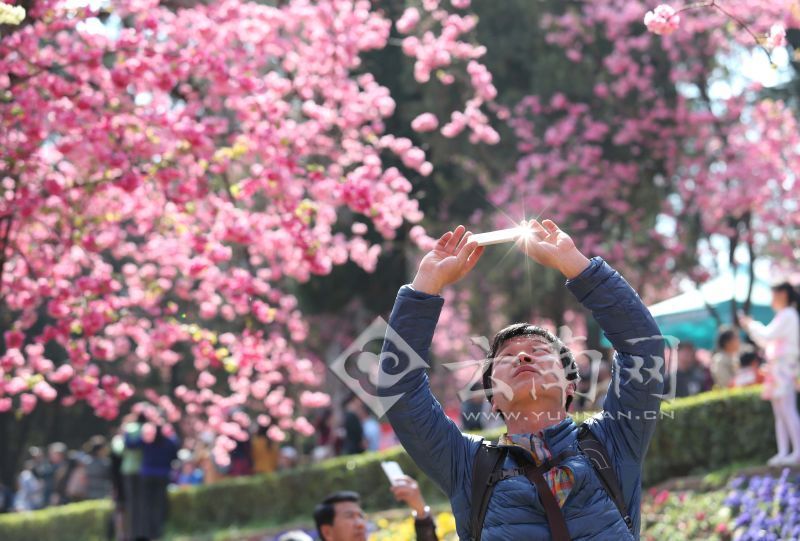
<box><xmin>563</xmin><ymin>380</ymin><xmax>577</xmax><ymax>410</ymax></box>
<box><xmin>566</xmin><ymin>381</ymin><xmax>577</xmax><ymax>399</ymax></box>
<box><xmin>320</xmin><ymin>524</ymin><xmax>334</xmax><ymax>541</ymax></box>
<box><xmin>490</xmin><ymin>398</ymin><xmax>506</xmax><ymax>421</ymax></box>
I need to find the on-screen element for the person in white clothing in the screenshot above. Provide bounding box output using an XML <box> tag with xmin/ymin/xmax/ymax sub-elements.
<box><xmin>740</xmin><ymin>282</ymin><xmax>800</xmax><ymax>466</ymax></box>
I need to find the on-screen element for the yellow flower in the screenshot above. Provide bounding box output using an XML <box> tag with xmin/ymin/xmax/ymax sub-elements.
<box><xmin>436</xmin><ymin>511</ymin><xmax>457</xmax><ymax>535</ymax></box>
<box><xmin>0</xmin><ymin>3</ymin><xmax>25</xmax><ymax>25</ymax></box>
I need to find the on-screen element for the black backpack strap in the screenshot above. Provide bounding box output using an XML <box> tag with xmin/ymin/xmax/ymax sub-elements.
<box><xmin>471</xmin><ymin>442</ymin><xmax>580</xmax><ymax>541</ymax></box>
<box><xmin>469</xmin><ymin>440</ymin><xmax>507</xmax><ymax>541</ymax></box>
<box><xmin>577</xmin><ymin>424</ymin><xmax>633</xmax><ymax>531</ymax></box>
<box><xmin>523</xmin><ymin>462</ymin><xmax>571</xmax><ymax>541</ymax></box>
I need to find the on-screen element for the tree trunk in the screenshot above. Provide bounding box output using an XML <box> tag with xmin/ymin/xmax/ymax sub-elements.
<box><xmin>0</xmin><ymin>413</ymin><xmax>10</xmax><ymax>486</ymax></box>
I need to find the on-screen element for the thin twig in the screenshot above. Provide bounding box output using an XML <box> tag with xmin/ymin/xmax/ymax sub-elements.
<box><xmin>710</xmin><ymin>2</ymin><xmax>774</xmax><ymax>64</ymax></box>
<box><xmin>673</xmin><ymin>0</ymin><xmax>774</xmax><ymax>64</ymax></box>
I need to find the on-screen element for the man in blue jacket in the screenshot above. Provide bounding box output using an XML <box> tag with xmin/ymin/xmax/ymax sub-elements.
<box><xmin>380</xmin><ymin>219</ymin><xmax>664</xmax><ymax>540</ymax></box>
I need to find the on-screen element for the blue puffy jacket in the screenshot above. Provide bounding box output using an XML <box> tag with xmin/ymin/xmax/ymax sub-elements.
<box><xmin>380</xmin><ymin>257</ymin><xmax>664</xmax><ymax>540</ymax></box>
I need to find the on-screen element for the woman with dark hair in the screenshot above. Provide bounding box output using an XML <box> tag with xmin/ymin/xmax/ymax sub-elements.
<box><xmin>741</xmin><ymin>282</ymin><xmax>800</xmax><ymax>466</ymax></box>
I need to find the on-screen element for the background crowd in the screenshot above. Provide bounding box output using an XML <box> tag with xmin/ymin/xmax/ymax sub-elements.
<box><xmin>0</xmin><ymin>305</ymin><xmax>784</xmax><ymax>522</ymax></box>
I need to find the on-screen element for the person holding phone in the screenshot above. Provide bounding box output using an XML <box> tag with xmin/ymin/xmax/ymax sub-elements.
<box><xmin>740</xmin><ymin>282</ymin><xmax>800</xmax><ymax>466</ymax></box>
<box><xmin>313</xmin><ymin>474</ymin><xmax>439</xmax><ymax>541</ymax></box>
<box><xmin>380</xmin><ymin>220</ymin><xmax>664</xmax><ymax>540</ymax></box>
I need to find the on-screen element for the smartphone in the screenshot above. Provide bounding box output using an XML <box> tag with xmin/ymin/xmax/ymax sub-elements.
<box><xmin>471</xmin><ymin>227</ymin><xmax>524</xmax><ymax>247</ymax></box>
<box><xmin>380</xmin><ymin>461</ymin><xmax>405</xmax><ymax>486</ymax></box>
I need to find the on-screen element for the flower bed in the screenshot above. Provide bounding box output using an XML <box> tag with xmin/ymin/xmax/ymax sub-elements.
<box><xmin>365</xmin><ymin>468</ymin><xmax>800</xmax><ymax>541</ymax></box>
<box><xmin>638</xmin><ymin>467</ymin><xmax>800</xmax><ymax>541</ymax></box>
<box><xmin>724</xmin><ymin>468</ymin><xmax>800</xmax><ymax>540</ymax></box>
<box><xmin>370</xmin><ymin>512</ymin><xmax>458</xmax><ymax>541</ymax></box>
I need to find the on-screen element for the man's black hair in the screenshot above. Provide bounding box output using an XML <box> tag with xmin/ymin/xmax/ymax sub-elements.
<box><xmin>482</xmin><ymin>323</ymin><xmax>579</xmax><ymax>412</ymax></box>
<box><xmin>313</xmin><ymin>491</ymin><xmax>361</xmax><ymax>540</ymax></box>
<box><xmin>716</xmin><ymin>325</ymin><xmax>738</xmax><ymax>351</ymax></box>
<box><xmin>739</xmin><ymin>347</ymin><xmax>760</xmax><ymax>368</ymax></box>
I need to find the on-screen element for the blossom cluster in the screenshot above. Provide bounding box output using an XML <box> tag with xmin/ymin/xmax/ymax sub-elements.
<box><xmin>397</xmin><ymin>1</ymin><xmax>500</xmax><ymax>145</ymax></box>
<box><xmin>490</xmin><ymin>0</ymin><xmax>798</xmax><ymax>292</ymax></box>
<box><xmin>645</xmin><ymin>3</ymin><xmax>788</xmax><ymax>54</ymax></box>
<box><xmin>0</xmin><ymin>0</ymin><xmax>494</xmax><ymax>460</ymax></box>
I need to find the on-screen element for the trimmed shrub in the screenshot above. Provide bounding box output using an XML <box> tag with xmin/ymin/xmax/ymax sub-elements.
<box><xmin>0</xmin><ymin>499</ymin><xmax>112</xmax><ymax>541</ymax></box>
<box><xmin>0</xmin><ymin>387</ymin><xmax>777</xmax><ymax>539</ymax></box>
<box><xmin>167</xmin><ymin>447</ymin><xmax>441</xmax><ymax>534</ymax></box>
<box><xmin>644</xmin><ymin>387</ymin><xmax>773</xmax><ymax>484</ymax></box>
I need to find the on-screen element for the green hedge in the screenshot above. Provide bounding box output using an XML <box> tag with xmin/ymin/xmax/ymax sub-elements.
<box><xmin>167</xmin><ymin>446</ymin><xmax>442</xmax><ymax>534</ymax></box>
<box><xmin>0</xmin><ymin>387</ymin><xmax>777</xmax><ymax>540</ymax></box>
<box><xmin>644</xmin><ymin>386</ymin><xmax>773</xmax><ymax>484</ymax></box>
<box><xmin>0</xmin><ymin>499</ymin><xmax>112</xmax><ymax>541</ymax></box>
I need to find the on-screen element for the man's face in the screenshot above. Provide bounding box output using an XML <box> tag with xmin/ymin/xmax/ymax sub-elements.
<box><xmin>489</xmin><ymin>335</ymin><xmax>571</xmax><ymax>415</ymax></box>
<box><xmin>321</xmin><ymin>501</ymin><xmax>368</xmax><ymax>541</ymax></box>
<box><xmin>677</xmin><ymin>346</ymin><xmax>695</xmax><ymax>371</ymax></box>
<box><xmin>725</xmin><ymin>335</ymin><xmax>741</xmax><ymax>354</ymax></box>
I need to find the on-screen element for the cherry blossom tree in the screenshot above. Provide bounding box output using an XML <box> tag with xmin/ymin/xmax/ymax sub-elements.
<box><xmin>415</xmin><ymin>0</ymin><xmax>798</xmax><ymax>369</ymax></box>
<box><xmin>489</xmin><ymin>0</ymin><xmax>798</xmax><ymax>309</ymax></box>
<box><xmin>0</xmin><ymin>0</ymin><xmax>495</xmax><ymax>475</ymax></box>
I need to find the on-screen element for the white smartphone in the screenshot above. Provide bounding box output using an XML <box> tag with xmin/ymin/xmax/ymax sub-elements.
<box><xmin>471</xmin><ymin>227</ymin><xmax>525</xmax><ymax>247</ymax></box>
<box><xmin>380</xmin><ymin>461</ymin><xmax>405</xmax><ymax>486</ymax></box>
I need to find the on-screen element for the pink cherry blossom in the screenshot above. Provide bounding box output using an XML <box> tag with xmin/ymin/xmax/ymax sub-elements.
<box><xmin>49</xmin><ymin>364</ymin><xmax>75</xmax><ymax>384</ymax></box>
<box><xmin>402</xmin><ymin>148</ymin><xmax>428</xmax><ymax>170</ymax></box>
<box><xmin>494</xmin><ymin>0</ymin><xmax>796</xmax><ymax>309</ymax></box>
<box><xmin>33</xmin><ymin>381</ymin><xmax>57</xmax><ymax>402</ymax></box>
<box><xmin>644</xmin><ymin>5</ymin><xmax>680</xmax><ymax>36</ymax></box>
<box><xmin>266</xmin><ymin>425</ymin><xmax>285</xmax><ymax>442</ymax></box>
<box><xmin>411</xmin><ymin>113</ymin><xmax>440</xmax><ymax>132</ymax></box>
<box><xmin>294</xmin><ymin>416</ymin><xmax>315</xmax><ymax>436</ymax></box>
<box><xmin>397</xmin><ymin>7</ymin><xmax>421</xmax><ymax>34</ymax></box>
<box><xmin>0</xmin><ymin>0</ymin><xmax>490</xmax><ymax>462</ymax></box>
<box><xmin>6</xmin><ymin>377</ymin><xmax>27</xmax><ymax>395</ymax></box>
<box><xmin>4</xmin><ymin>330</ymin><xmax>24</xmax><ymax>350</ymax></box>
<box><xmin>351</xmin><ymin>222</ymin><xmax>368</xmax><ymax>235</ymax></box>
<box><xmin>197</xmin><ymin>371</ymin><xmax>217</xmax><ymax>388</ymax></box>
<box><xmin>20</xmin><ymin>393</ymin><xmax>37</xmax><ymax>414</ymax></box>
<box><xmin>766</xmin><ymin>23</ymin><xmax>786</xmax><ymax>49</ymax></box>
<box><xmin>299</xmin><ymin>391</ymin><xmax>331</xmax><ymax>409</ymax></box>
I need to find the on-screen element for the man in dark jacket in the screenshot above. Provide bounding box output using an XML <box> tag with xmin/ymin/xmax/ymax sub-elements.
<box><xmin>313</xmin><ymin>476</ymin><xmax>438</xmax><ymax>541</ymax></box>
<box><xmin>380</xmin><ymin>220</ymin><xmax>665</xmax><ymax>540</ymax></box>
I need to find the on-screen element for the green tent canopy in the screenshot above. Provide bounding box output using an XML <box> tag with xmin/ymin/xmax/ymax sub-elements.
<box><xmin>646</xmin><ymin>268</ymin><xmax>774</xmax><ymax>350</ymax></box>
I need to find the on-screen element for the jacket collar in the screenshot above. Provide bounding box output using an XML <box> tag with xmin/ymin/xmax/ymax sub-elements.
<box><xmin>499</xmin><ymin>417</ymin><xmax>578</xmax><ymax>456</ymax></box>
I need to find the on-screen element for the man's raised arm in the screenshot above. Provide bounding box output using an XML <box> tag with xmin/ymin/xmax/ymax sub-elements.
<box><xmin>518</xmin><ymin>219</ymin><xmax>664</xmax><ymax>463</ymax></box>
<box><xmin>379</xmin><ymin>226</ymin><xmax>484</xmax><ymax>497</ymax></box>
<box><xmin>567</xmin><ymin>259</ymin><xmax>665</xmax><ymax>463</ymax></box>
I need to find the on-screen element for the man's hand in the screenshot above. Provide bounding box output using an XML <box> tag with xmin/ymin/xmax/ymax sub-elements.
<box><xmin>737</xmin><ymin>310</ymin><xmax>753</xmax><ymax>328</ymax></box>
<box><xmin>411</xmin><ymin>225</ymin><xmax>484</xmax><ymax>296</ymax></box>
<box><xmin>518</xmin><ymin>219</ymin><xmax>590</xmax><ymax>279</ymax></box>
<box><xmin>390</xmin><ymin>476</ymin><xmax>428</xmax><ymax>518</ymax></box>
